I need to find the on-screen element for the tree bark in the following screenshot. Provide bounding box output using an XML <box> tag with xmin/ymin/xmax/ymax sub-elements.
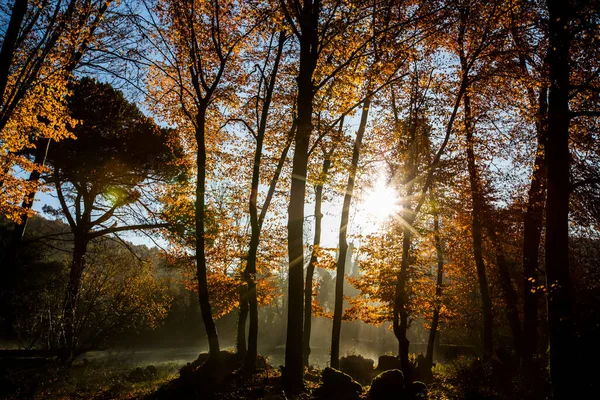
<box><xmin>331</xmin><ymin>99</ymin><xmax>370</xmax><ymax>369</ymax></box>
<box><xmin>426</xmin><ymin>213</ymin><xmax>444</xmax><ymax>367</ymax></box>
<box><xmin>463</xmin><ymin>91</ymin><xmax>493</xmax><ymax>360</ymax></box>
<box><xmin>522</xmin><ymin>87</ymin><xmax>547</xmax><ymax>367</ymax></box>
<box><xmin>302</xmin><ymin>151</ymin><xmax>332</xmax><ymax>368</ymax></box>
<box><xmin>545</xmin><ymin>1</ymin><xmax>576</xmax><ymax>397</ymax></box>
<box><xmin>195</xmin><ymin>107</ymin><xmax>221</xmax><ymax>357</ymax></box>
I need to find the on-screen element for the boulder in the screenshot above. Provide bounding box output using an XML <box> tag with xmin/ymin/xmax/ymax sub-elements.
<box><xmin>368</xmin><ymin>369</ymin><xmax>406</xmax><ymax>400</ymax></box>
<box><xmin>314</xmin><ymin>367</ymin><xmax>362</xmax><ymax>400</ymax></box>
<box><xmin>376</xmin><ymin>355</ymin><xmax>403</xmax><ymax>371</ymax></box>
<box><xmin>340</xmin><ymin>354</ymin><xmax>375</xmax><ymax>382</ymax></box>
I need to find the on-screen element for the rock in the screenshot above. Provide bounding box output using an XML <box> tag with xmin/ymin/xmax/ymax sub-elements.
<box><xmin>340</xmin><ymin>354</ymin><xmax>375</xmax><ymax>382</ymax></box>
<box><xmin>368</xmin><ymin>369</ymin><xmax>406</xmax><ymax>400</ymax></box>
<box><xmin>376</xmin><ymin>355</ymin><xmax>403</xmax><ymax>371</ymax></box>
<box><xmin>407</xmin><ymin>381</ymin><xmax>428</xmax><ymax>399</ymax></box>
<box><xmin>314</xmin><ymin>367</ymin><xmax>362</xmax><ymax>400</ymax></box>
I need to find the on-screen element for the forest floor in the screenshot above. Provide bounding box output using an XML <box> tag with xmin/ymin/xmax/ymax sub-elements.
<box><xmin>0</xmin><ymin>350</ymin><xmax>549</xmax><ymax>399</ymax></box>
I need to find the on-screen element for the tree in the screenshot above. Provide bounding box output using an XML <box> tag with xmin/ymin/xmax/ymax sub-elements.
<box><xmin>142</xmin><ymin>0</ymin><xmax>260</xmax><ymax>359</ymax></box>
<box><xmin>45</xmin><ymin>78</ymin><xmax>179</xmax><ymax>357</ymax></box>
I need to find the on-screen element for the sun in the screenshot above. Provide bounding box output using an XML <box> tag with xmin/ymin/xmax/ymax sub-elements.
<box><xmin>360</xmin><ymin>175</ymin><xmax>399</xmax><ymax>224</ymax></box>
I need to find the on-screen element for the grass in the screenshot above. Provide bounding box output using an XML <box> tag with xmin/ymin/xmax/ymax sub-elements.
<box><xmin>1</xmin><ymin>357</ymin><xmax>183</xmax><ymax>399</ymax></box>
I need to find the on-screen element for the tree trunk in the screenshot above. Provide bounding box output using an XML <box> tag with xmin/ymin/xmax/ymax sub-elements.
<box><xmin>463</xmin><ymin>91</ymin><xmax>493</xmax><ymax>360</ymax></box>
<box><xmin>195</xmin><ymin>107</ymin><xmax>221</xmax><ymax>357</ymax></box>
<box><xmin>284</xmin><ymin>35</ymin><xmax>315</xmax><ymax>391</ymax></box>
<box><xmin>545</xmin><ymin>1</ymin><xmax>576</xmax><ymax>397</ymax></box>
<box><xmin>237</xmin><ymin>284</ymin><xmax>248</xmax><ymax>356</ymax></box>
<box><xmin>303</xmin><ymin>153</ymin><xmax>332</xmax><ymax>368</ymax></box>
<box><xmin>331</xmin><ymin>99</ymin><xmax>370</xmax><ymax>369</ymax></box>
<box><xmin>62</xmin><ymin>234</ymin><xmax>89</xmax><ymax>358</ymax></box>
<box><xmin>522</xmin><ymin>87</ymin><xmax>547</xmax><ymax>367</ymax></box>
<box><xmin>243</xmin><ymin>32</ymin><xmax>285</xmax><ymax>372</ymax></box>
<box><xmin>0</xmin><ymin>0</ymin><xmax>28</xmax><ymax>105</ymax></box>
<box><xmin>426</xmin><ymin>213</ymin><xmax>444</xmax><ymax>367</ymax></box>
<box><xmin>394</xmin><ymin>227</ymin><xmax>412</xmax><ymax>374</ymax></box>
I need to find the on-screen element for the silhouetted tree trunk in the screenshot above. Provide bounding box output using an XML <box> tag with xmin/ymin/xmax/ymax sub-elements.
<box><xmin>394</xmin><ymin>225</ymin><xmax>412</xmax><ymax>373</ymax></box>
<box><xmin>0</xmin><ymin>0</ymin><xmax>28</xmax><ymax>104</ymax></box>
<box><xmin>242</xmin><ymin>32</ymin><xmax>285</xmax><ymax>372</ymax></box>
<box><xmin>545</xmin><ymin>1</ymin><xmax>576</xmax><ymax>397</ymax></box>
<box><xmin>195</xmin><ymin>107</ymin><xmax>221</xmax><ymax>357</ymax></box>
<box><xmin>331</xmin><ymin>99</ymin><xmax>370</xmax><ymax>369</ymax></box>
<box><xmin>426</xmin><ymin>213</ymin><xmax>444</xmax><ymax>367</ymax></box>
<box><xmin>303</xmin><ymin>146</ymin><xmax>334</xmax><ymax>368</ymax></box>
<box><xmin>522</xmin><ymin>87</ymin><xmax>547</xmax><ymax>367</ymax></box>
<box><xmin>283</xmin><ymin>3</ymin><xmax>319</xmax><ymax>390</ymax></box>
<box><xmin>463</xmin><ymin>91</ymin><xmax>493</xmax><ymax>360</ymax></box>
<box><xmin>237</xmin><ymin>285</ymin><xmax>248</xmax><ymax>356</ymax></box>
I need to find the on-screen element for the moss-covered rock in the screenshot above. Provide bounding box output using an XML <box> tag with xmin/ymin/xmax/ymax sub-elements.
<box><xmin>368</xmin><ymin>369</ymin><xmax>405</xmax><ymax>400</ymax></box>
<box><xmin>313</xmin><ymin>367</ymin><xmax>362</xmax><ymax>399</ymax></box>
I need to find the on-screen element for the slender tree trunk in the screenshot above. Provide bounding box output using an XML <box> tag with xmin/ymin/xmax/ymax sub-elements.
<box><xmin>62</xmin><ymin>234</ymin><xmax>89</xmax><ymax>358</ymax></box>
<box><xmin>545</xmin><ymin>1</ymin><xmax>576</xmax><ymax>397</ymax></box>
<box><xmin>243</xmin><ymin>32</ymin><xmax>285</xmax><ymax>372</ymax></box>
<box><xmin>0</xmin><ymin>0</ymin><xmax>28</xmax><ymax>105</ymax></box>
<box><xmin>463</xmin><ymin>91</ymin><xmax>493</xmax><ymax>360</ymax></box>
<box><xmin>237</xmin><ymin>284</ymin><xmax>248</xmax><ymax>356</ymax></box>
<box><xmin>245</xmin><ymin>230</ymin><xmax>260</xmax><ymax>370</ymax></box>
<box><xmin>331</xmin><ymin>100</ymin><xmax>370</xmax><ymax>369</ymax></box>
<box><xmin>303</xmin><ymin>153</ymin><xmax>332</xmax><ymax>368</ymax></box>
<box><xmin>195</xmin><ymin>107</ymin><xmax>220</xmax><ymax>357</ymax></box>
<box><xmin>522</xmin><ymin>88</ymin><xmax>548</xmax><ymax>367</ymax></box>
<box><xmin>394</xmin><ymin>226</ymin><xmax>412</xmax><ymax>374</ymax></box>
<box><xmin>426</xmin><ymin>213</ymin><xmax>444</xmax><ymax>367</ymax></box>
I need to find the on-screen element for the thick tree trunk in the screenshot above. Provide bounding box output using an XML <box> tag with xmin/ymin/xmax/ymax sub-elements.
<box><xmin>284</xmin><ymin>34</ymin><xmax>315</xmax><ymax>391</ymax></box>
<box><xmin>426</xmin><ymin>213</ymin><xmax>444</xmax><ymax>367</ymax></box>
<box><xmin>62</xmin><ymin>234</ymin><xmax>89</xmax><ymax>358</ymax></box>
<box><xmin>303</xmin><ymin>153</ymin><xmax>332</xmax><ymax>368</ymax></box>
<box><xmin>331</xmin><ymin>99</ymin><xmax>370</xmax><ymax>369</ymax></box>
<box><xmin>522</xmin><ymin>88</ymin><xmax>547</xmax><ymax>367</ymax></box>
<box><xmin>195</xmin><ymin>107</ymin><xmax>220</xmax><ymax>357</ymax></box>
<box><xmin>463</xmin><ymin>91</ymin><xmax>493</xmax><ymax>360</ymax></box>
<box><xmin>545</xmin><ymin>1</ymin><xmax>576</xmax><ymax>397</ymax></box>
